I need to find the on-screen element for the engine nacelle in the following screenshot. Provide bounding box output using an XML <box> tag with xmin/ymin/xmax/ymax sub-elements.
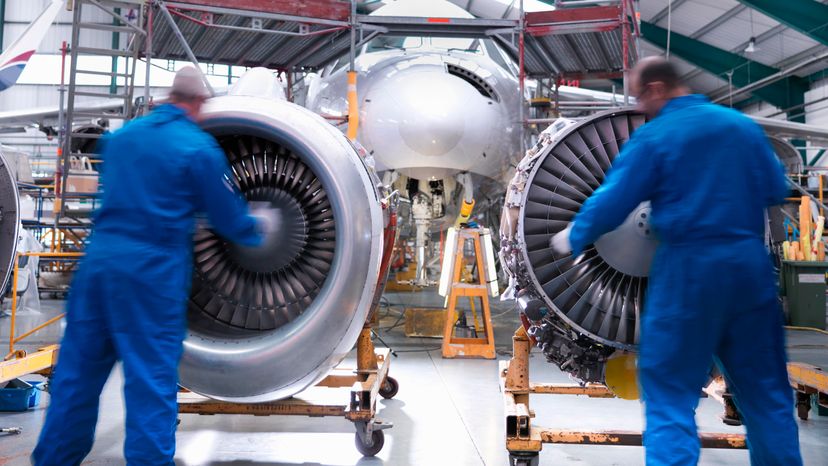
<box><xmin>179</xmin><ymin>70</ymin><xmax>385</xmax><ymax>402</ymax></box>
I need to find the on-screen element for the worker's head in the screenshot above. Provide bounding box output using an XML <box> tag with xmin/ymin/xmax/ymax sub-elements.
<box><xmin>631</xmin><ymin>56</ymin><xmax>689</xmax><ymax>118</ymax></box>
<box><xmin>169</xmin><ymin>66</ymin><xmax>210</xmax><ymax>120</ymax></box>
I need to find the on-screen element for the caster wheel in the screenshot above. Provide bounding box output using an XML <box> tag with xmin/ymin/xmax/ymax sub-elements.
<box><xmin>509</xmin><ymin>452</ymin><xmax>539</xmax><ymax>466</ymax></box>
<box><xmin>355</xmin><ymin>429</ymin><xmax>384</xmax><ymax>457</ymax></box>
<box><xmin>797</xmin><ymin>397</ymin><xmax>811</xmax><ymax>421</ymax></box>
<box><xmin>379</xmin><ymin>376</ymin><xmax>399</xmax><ymax>399</ymax></box>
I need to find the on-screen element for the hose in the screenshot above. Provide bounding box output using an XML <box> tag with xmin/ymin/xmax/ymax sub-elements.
<box><xmin>785</xmin><ymin>325</ymin><xmax>828</xmax><ymax>336</ymax></box>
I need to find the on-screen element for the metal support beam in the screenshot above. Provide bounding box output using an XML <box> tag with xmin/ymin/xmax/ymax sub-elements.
<box><xmin>712</xmin><ymin>52</ymin><xmax>828</xmax><ymax>104</ymax></box>
<box><xmin>650</xmin><ymin>0</ymin><xmax>690</xmax><ymax>24</ymax></box>
<box><xmin>690</xmin><ymin>5</ymin><xmax>746</xmax><ymax>39</ymax></box>
<box><xmin>640</xmin><ymin>21</ymin><xmax>808</xmax><ymax>110</ymax></box>
<box><xmin>811</xmin><ymin>148</ymin><xmax>827</xmax><ymax>165</ymax></box>
<box><xmin>0</xmin><ymin>0</ymin><xmax>5</xmax><ymax>50</ymax></box>
<box><xmin>157</xmin><ymin>1</ymin><xmax>215</xmax><ymax>96</ymax></box>
<box><xmin>110</xmin><ymin>7</ymin><xmax>120</xmax><ymax>95</ymax></box>
<box><xmin>737</xmin><ymin>0</ymin><xmax>828</xmax><ymax>46</ymax></box>
<box><xmin>682</xmin><ymin>22</ymin><xmax>789</xmax><ymax>84</ymax></box>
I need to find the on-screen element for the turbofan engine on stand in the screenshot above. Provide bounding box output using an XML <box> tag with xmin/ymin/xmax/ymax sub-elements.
<box><xmin>500</xmin><ymin>109</ymin><xmax>651</xmax><ymax>385</ymax></box>
<box><xmin>180</xmin><ymin>69</ymin><xmax>387</xmax><ymax>402</ymax></box>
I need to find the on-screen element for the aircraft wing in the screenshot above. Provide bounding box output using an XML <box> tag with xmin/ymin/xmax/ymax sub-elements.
<box><xmin>750</xmin><ymin>116</ymin><xmax>828</xmax><ymax>144</ymax></box>
<box><xmin>0</xmin><ymin>99</ymin><xmax>127</xmax><ymax>130</ymax></box>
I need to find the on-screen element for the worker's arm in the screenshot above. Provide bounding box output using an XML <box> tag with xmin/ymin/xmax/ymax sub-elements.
<box><xmin>192</xmin><ymin>143</ymin><xmax>263</xmax><ymax>247</ymax></box>
<box><xmin>753</xmin><ymin>125</ymin><xmax>790</xmax><ymax>207</ymax></box>
<box><xmin>569</xmin><ymin>130</ymin><xmax>659</xmax><ymax>255</ymax></box>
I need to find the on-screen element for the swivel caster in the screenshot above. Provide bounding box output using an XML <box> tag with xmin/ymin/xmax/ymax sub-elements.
<box><xmin>509</xmin><ymin>452</ymin><xmax>539</xmax><ymax>466</ymax></box>
<box><xmin>722</xmin><ymin>391</ymin><xmax>742</xmax><ymax>426</ymax></box>
<box><xmin>355</xmin><ymin>429</ymin><xmax>384</xmax><ymax>457</ymax></box>
<box><xmin>379</xmin><ymin>376</ymin><xmax>399</xmax><ymax>399</ymax></box>
<box><xmin>796</xmin><ymin>392</ymin><xmax>811</xmax><ymax>421</ymax></box>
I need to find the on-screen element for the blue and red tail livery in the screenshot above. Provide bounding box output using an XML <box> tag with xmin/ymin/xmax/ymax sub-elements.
<box><xmin>0</xmin><ymin>0</ymin><xmax>62</xmax><ymax>92</ymax></box>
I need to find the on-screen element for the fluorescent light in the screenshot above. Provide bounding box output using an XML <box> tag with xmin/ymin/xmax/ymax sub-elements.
<box><xmin>744</xmin><ymin>37</ymin><xmax>758</xmax><ymax>53</ymax></box>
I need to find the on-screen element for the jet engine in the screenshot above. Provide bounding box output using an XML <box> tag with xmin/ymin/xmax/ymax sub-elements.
<box><xmin>179</xmin><ymin>70</ymin><xmax>385</xmax><ymax>402</ymax></box>
<box><xmin>0</xmin><ymin>147</ymin><xmax>20</xmax><ymax>293</ymax></box>
<box><xmin>500</xmin><ymin>109</ymin><xmax>649</xmax><ymax>383</ymax></box>
<box><xmin>501</xmin><ymin>108</ymin><xmax>797</xmax><ymax>385</ymax></box>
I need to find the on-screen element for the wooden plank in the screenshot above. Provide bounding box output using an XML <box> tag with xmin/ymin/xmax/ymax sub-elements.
<box><xmin>404</xmin><ymin>308</ymin><xmax>446</xmax><ymax>338</ymax></box>
<box><xmin>525</xmin><ymin>5</ymin><xmax>622</xmax><ymax>27</ymax></box>
<box><xmin>169</xmin><ymin>0</ymin><xmax>351</xmax><ymax>21</ymax></box>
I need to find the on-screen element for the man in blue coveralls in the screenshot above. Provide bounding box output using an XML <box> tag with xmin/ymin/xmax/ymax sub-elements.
<box><xmin>32</xmin><ymin>67</ymin><xmax>273</xmax><ymax>465</ymax></box>
<box><xmin>552</xmin><ymin>57</ymin><xmax>801</xmax><ymax>465</ymax></box>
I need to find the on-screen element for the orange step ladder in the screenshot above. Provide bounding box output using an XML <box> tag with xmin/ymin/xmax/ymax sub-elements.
<box><xmin>440</xmin><ymin>228</ymin><xmax>498</xmax><ymax>359</ymax></box>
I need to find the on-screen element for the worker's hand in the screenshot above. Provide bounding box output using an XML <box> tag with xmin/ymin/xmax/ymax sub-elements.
<box><xmin>550</xmin><ymin>224</ymin><xmax>573</xmax><ymax>255</ymax></box>
<box><xmin>250</xmin><ymin>204</ymin><xmax>279</xmax><ymax>237</ymax></box>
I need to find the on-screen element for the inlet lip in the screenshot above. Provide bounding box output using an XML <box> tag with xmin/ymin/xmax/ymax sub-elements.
<box><xmin>179</xmin><ymin>95</ymin><xmax>383</xmax><ymax>402</ymax></box>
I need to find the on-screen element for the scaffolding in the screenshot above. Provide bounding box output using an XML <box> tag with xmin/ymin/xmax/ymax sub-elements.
<box><xmin>55</xmin><ymin>0</ymin><xmax>640</xmax><ymax>229</ymax></box>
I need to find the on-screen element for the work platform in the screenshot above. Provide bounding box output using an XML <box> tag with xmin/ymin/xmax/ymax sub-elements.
<box><xmin>177</xmin><ymin>328</ymin><xmax>398</xmax><ymax>457</ymax></box>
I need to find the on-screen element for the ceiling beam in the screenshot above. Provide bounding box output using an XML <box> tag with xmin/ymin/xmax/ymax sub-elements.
<box><xmin>705</xmin><ymin>44</ymin><xmax>827</xmax><ymax>98</ymax></box>
<box><xmin>682</xmin><ymin>22</ymin><xmax>790</xmax><ymax>84</ymax></box>
<box><xmin>690</xmin><ymin>5</ymin><xmax>746</xmax><ymax>39</ymax></box>
<box><xmin>737</xmin><ymin>0</ymin><xmax>828</xmax><ymax>46</ymax></box>
<box><xmin>641</xmin><ymin>20</ymin><xmax>809</xmax><ymax>109</ymax></box>
<box><xmin>650</xmin><ymin>0</ymin><xmax>690</xmax><ymax>24</ymax></box>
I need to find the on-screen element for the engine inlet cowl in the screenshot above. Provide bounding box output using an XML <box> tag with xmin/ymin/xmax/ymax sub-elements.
<box><xmin>179</xmin><ymin>75</ymin><xmax>384</xmax><ymax>402</ymax></box>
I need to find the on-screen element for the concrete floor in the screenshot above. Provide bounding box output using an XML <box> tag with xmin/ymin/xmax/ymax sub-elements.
<box><xmin>1</xmin><ymin>293</ymin><xmax>827</xmax><ymax>466</ymax></box>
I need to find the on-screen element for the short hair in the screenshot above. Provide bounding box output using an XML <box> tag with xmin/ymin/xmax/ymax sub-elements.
<box><xmin>170</xmin><ymin>66</ymin><xmax>209</xmax><ymax>102</ymax></box>
<box><xmin>638</xmin><ymin>57</ymin><xmax>683</xmax><ymax>89</ymax></box>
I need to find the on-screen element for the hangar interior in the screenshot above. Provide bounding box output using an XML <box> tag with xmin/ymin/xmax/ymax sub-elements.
<box><xmin>0</xmin><ymin>1</ymin><xmax>827</xmax><ymax>465</ymax></box>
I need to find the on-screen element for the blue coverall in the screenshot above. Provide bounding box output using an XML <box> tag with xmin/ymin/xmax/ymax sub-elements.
<box><xmin>32</xmin><ymin>104</ymin><xmax>261</xmax><ymax>466</ymax></box>
<box><xmin>569</xmin><ymin>95</ymin><xmax>802</xmax><ymax>466</ymax></box>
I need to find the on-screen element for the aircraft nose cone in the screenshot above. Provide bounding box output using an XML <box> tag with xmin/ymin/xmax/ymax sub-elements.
<box><xmin>370</xmin><ymin>71</ymin><xmax>467</xmax><ymax>157</ymax></box>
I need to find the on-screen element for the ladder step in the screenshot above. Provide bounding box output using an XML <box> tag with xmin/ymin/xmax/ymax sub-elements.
<box><xmin>77</xmin><ymin>22</ymin><xmax>137</xmax><ymax>34</ymax></box>
<box><xmin>67</xmin><ymin>152</ymin><xmax>97</xmax><ymax>159</ymax></box>
<box><xmin>70</xmin><ymin>132</ymin><xmax>104</xmax><ymax>139</ymax></box>
<box><xmin>73</xmin><ymin>111</ymin><xmax>127</xmax><ymax>119</ymax></box>
<box><xmin>84</xmin><ymin>0</ymin><xmax>146</xmax><ymax>12</ymax></box>
<box><xmin>74</xmin><ymin>90</ymin><xmax>129</xmax><ymax>99</ymax></box>
<box><xmin>74</xmin><ymin>47</ymin><xmax>134</xmax><ymax>57</ymax></box>
<box><xmin>75</xmin><ymin>69</ymin><xmax>132</xmax><ymax>78</ymax></box>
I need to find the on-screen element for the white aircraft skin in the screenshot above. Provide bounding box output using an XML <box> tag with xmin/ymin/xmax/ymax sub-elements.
<box><xmin>306</xmin><ymin>0</ymin><xmax>525</xmax><ymax>283</ymax></box>
<box><xmin>308</xmin><ymin>49</ymin><xmax>523</xmax><ymax>185</ymax></box>
<box><xmin>0</xmin><ymin>0</ymin><xmax>63</xmax><ymax>92</ymax></box>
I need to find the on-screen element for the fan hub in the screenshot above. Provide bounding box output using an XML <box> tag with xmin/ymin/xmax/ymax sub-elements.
<box><xmin>228</xmin><ymin>189</ymin><xmax>307</xmax><ymax>274</ymax></box>
<box><xmin>594</xmin><ymin>202</ymin><xmax>657</xmax><ymax>277</ymax></box>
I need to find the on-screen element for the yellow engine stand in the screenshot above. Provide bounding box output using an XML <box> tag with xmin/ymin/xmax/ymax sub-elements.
<box><xmin>441</xmin><ymin>228</ymin><xmax>496</xmax><ymax>359</ymax></box>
